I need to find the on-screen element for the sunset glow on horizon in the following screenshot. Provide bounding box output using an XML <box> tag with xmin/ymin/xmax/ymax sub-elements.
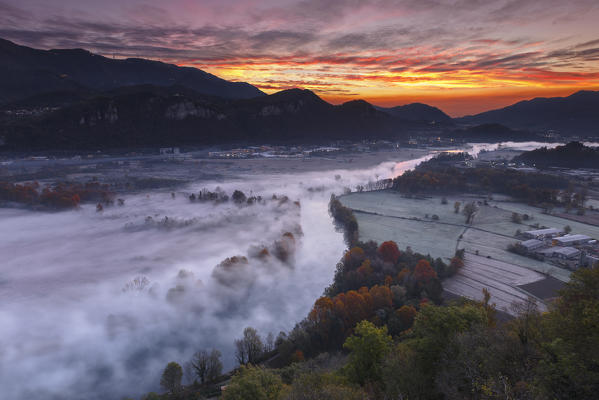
<box><xmin>2</xmin><ymin>0</ymin><xmax>599</xmax><ymax>116</ymax></box>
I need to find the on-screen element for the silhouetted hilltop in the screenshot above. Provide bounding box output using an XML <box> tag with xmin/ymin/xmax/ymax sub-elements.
<box><xmin>376</xmin><ymin>103</ymin><xmax>452</xmax><ymax>124</ymax></box>
<box><xmin>0</xmin><ymin>87</ymin><xmax>402</xmax><ymax>149</ymax></box>
<box><xmin>0</xmin><ymin>38</ymin><xmax>265</xmax><ymax>105</ymax></box>
<box><xmin>513</xmin><ymin>141</ymin><xmax>599</xmax><ymax>169</ymax></box>
<box><xmin>457</xmin><ymin>91</ymin><xmax>599</xmax><ymax>135</ymax></box>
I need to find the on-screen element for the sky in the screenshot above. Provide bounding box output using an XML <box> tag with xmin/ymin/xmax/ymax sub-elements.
<box><xmin>1</xmin><ymin>0</ymin><xmax>598</xmax><ymax>116</ymax></box>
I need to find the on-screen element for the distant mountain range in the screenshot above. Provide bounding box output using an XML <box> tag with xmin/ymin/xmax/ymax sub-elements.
<box><xmin>457</xmin><ymin>91</ymin><xmax>599</xmax><ymax>134</ymax></box>
<box><xmin>1</xmin><ymin>86</ymin><xmax>422</xmax><ymax>149</ymax></box>
<box><xmin>0</xmin><ymin>38</ymin><xmax>264</xmax><ymax>104</ymax></box>
<box><xmin>1</xmin><ymin>39</ymin><xmax>598</xmax><ymax>150</ymax></box>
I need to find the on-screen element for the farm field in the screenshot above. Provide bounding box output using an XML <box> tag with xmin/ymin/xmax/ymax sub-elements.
<box><xmin>339</xmin><ymin>189</ymin><xmax>599</xmax><ymax>309</ymax></box>
<box><xmin>340</xmin><ymin>190</ymin><xmax>598</xmax><ymax>282</ymax></box>
<box><xmin>353</xmin><ymin>212</ymin><xmax>465</xmax><ymax>260</ymax></box>
<box><xmin>443</xmin><ymin>254</ymin><xmax>548</xmax><ymax>316</ymax></box>
<box><xmin>488</xmin><ymin>200</ymin><xmax>599</xmax><ymax>237</ymax></box>
<box><xmin>459</xmin><ymin>229</ymin><xmax>571</xmax><ymax>282</ymax></box>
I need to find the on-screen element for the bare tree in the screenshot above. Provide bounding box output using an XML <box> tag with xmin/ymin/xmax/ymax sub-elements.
<box><xmin>235</xmin><ymin>327</ymin><xmax>264</xmax><ymax>365</ymax></box>
<box><xmin>191</xmin><ymin>350</ymin><xmax>209</xmax><ymax>384</ymax></box>
<box><xmin>191</xmin><ymin>349</ymin><xmax>223</xmax><ymax>384</ymax></box>
<box><xmin>206</xmin><ymin>349</ymin><xmax>223</xmax><ymax>383</ymax></box>
<box><xmin>234</xmin><ymin>338</ymin><xmax>247</xmax><ymax>365</ymax></box>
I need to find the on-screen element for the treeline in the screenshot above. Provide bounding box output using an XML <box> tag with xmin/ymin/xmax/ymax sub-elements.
<box><xmin>513</xmin><ymin>141</ymin><xmax>599</xmax><ymax>169</ymax></box>
<box><xmin>189</xmin><ymin>188</ymin><xmax>297</xmax><ymax>208</ymax></box>
<box><xmin>329</xmin><ymin>194</ymin><xmax>358</xmax><ymax>246</ymax></box>
<box><xmin>391</xmin><ymin>152</ymin><xmax>580</xmax><ymax>207</ymax></box>
<box><xmin>0</xmin><ymin>180</ymin><xmax>114</xmax><ymax>210</ymax></box>
<box><xmin>272</xmin><ymin>242</ymin><xmax>463</xmax><ymax>359</ymax></box>
<box><xmin>147</xmin><ymin>264</ymin><xmax>599</xmax><ymax>400</ymax></box>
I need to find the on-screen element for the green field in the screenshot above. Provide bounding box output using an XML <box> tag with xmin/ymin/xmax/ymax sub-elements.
<box><xmin>339</xmin><ymin>190</ymin><xmax>599</xmax><ymax>283</ymax></box>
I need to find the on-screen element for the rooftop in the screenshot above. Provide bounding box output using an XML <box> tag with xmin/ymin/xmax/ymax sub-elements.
<box><xmin>553</xmin><ymin>247</ymin><xmax>581</xmax><ymax>257</ymax></box>
<box><xmin>525</xmin><ymin>228</ymin><xmax>560</xmax><ymax>235</ymax></box>
<box><xmin>520</xmin><ymin>239</ymin><xmax>543</xmax><ymax>248</ymax></box>
<box><xmin>555</xmin><ymin>234</ymin><xmax>592</xmax><ymax>243</ymax></box>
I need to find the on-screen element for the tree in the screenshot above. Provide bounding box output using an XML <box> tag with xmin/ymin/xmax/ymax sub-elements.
<box><xmin>191</xmin><ymin>349</ymin><xmax>223</xmax><ymax>384</ymax></box>
<box><xmin>160</xmin><ymin>362</ymin><xmax>183</xmax><ymax>394</ymax></box>
<box><xmin>462</xmin><ymin>201</ymin><xmax>478</xmax><ymax>224</ymax></box>
<box><xmin>413</xmin><ymin>260</ymin><xmax>437</xmax><ymax>284</ymax></box>
<box><xmin>383</xmin><ymin>304</ymin><xmax>487</xmax><ymax>399</ymax></box>
<box><xmin>511</xmin><ymin>212</ymin><xmax>522</xmax><ymax>223</ymax></box>
<box><xmin>535</xmin><ymin>265</ymin><xmax>599</xmax><ymax>398</ymax></box>
<box><xmin>232</xmin><ymin>190</ymin><xmax>247</xmax><ymax>204</ymax></box>
<box><xmin>447</xmin><ymin>256</ymin><xmax>464</xmax><ymax>276</ymax></box>
<box><xmin>377</xmin><ymin>241</ymin><xmax>401</xmax><ymax>264</ymax></box>
<box><xmin>265</xmin><ymin>332</ymin><xmax>275</xmax><ymax>353</ymax></box>
<box><xmin>343</xmin><ymin>320</ymin><xmax>392</xmax><ymax>385</ymax></box>
<box><xmin>222</xmin><ymin>365</ymin><xmax>285</xmax><ymax>400</ymax></box>
<box><xmin>396</xmin><ymin>305</ymin><xmax>417</xmax><ymax>331</ymax></box>
<box><xmin>235</xmin><ymin>327</ymin><xmax>264</xmax><ymax>365</ymax></box>
<box><xmin>454</xmin><ymin>201</ymin><xmax>461</xmax><ymax>213</ymax></box>
<box><xmin>370</xmin><ymin>285</ymin><xmax>393</xmax><ymax>310</ymax></box>
<box><xmin>563</xmin><ymin>224</ymin><xmax>572</xmax><ymax>234</ymax></box>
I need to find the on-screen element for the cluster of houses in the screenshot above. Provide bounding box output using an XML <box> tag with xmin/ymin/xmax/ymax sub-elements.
<box><xmin>515</xmin><ymin>228</ymin><xmax>599</xmax><ymax>269</ymax></box>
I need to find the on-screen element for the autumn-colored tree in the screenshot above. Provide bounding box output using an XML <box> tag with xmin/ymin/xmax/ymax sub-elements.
<box><xmin>384</xmin><ymin>275</ymin><xmax>394</xmax><ymax>286</ymax></box>
<box><xmin>357</xmin><ymin>259</ymin><xmax>373</xmax><ymax>278</ymax></box>
<box><xmin>344</xmin><ymin>290</ymin><xmax>368</xmax><ymax>326</ymax></box>
<box><xmin>370</xmin><ymin>285</ymin><xmax>393</xmax><ymax>310</ymax></box>
<box><xmin>309</xmin><ymin>297</ymin><xmax>334</xmax><ymax>324</ymax></box>
<box><xmin>344</xmin><ymin>247</ymin><xmax>366</xmax><ymax>269</ymax></box>
<box><xmin>413</xmin><ymin>260</ymin><xmax>438</xmax><ymax>284</ymax></box>
<box><xmin>378</xmin><ymin>241</ymin><xmax>401</xmax><ymax>264</ymax></box>
<box><xmin>397</xmin><ymin>267</ymin><xmax>410</xmax><ymax>283</ymax></box>
<box><xmin>309</xmin><ymin>297</ymin><xmax>335</xmax><ymax>345</ymax></box>
<box><xmin>396</xmin><ymin>305</ymin><xmax>417</xmax><ymax>330</ymax></box>
<box><xmin>358</xmin><ymin>287</ymin><xmax>374</xmax><ymax>316</ymax></box>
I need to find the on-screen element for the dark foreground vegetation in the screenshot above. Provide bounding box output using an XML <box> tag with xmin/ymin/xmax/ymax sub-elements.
<box><xmin>143</xmin><ymin>262</ymin><xmax>599</xmax><ymax>400</ymax></box>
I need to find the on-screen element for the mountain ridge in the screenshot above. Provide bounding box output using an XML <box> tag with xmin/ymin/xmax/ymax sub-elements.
<box><xmin>0</xmin><ymin>38</ymin><xmax>265</xmax><ymax>104</ymax></box>
<box><xmin>456</xmin><ymin>90</ymin><xmax>599</xmax><ymax>134</ymax></box>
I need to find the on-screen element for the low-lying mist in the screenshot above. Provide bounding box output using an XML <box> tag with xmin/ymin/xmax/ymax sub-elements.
<box><xmin>1</xmin><ymin>141</ymin><xmax>577</xmax><ymax>399</ymax></box>
<box><xmin>0</xmin><ymin>158</ymin><xmax>411</xmax><ymax>400</ymax></box>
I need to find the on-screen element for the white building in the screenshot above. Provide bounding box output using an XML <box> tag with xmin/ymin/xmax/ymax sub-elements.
<box><xmin>554</xmin><ymin>234</ymin><xmax>592</xmax><ymax>246</ymax></box>
<box><xmin>552</xmin><ymin>247</ymin><xmax>581</xmax><ymax>260</ymax></box>
<box><xmin>519</xmin><ymin>239</ymin><xmax>544</xmax><ymax>252</ymax></box>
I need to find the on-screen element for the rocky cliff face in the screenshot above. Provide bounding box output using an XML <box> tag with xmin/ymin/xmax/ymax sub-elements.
<box><xmin>165</xmin><ymin>101</ymin><xmax>215</xmax><ymax>120</ymax></box>
<box><xmin>79</xmin><ymin>103</ymin><xmax>118</xmax><ymax>126</ymax></box>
